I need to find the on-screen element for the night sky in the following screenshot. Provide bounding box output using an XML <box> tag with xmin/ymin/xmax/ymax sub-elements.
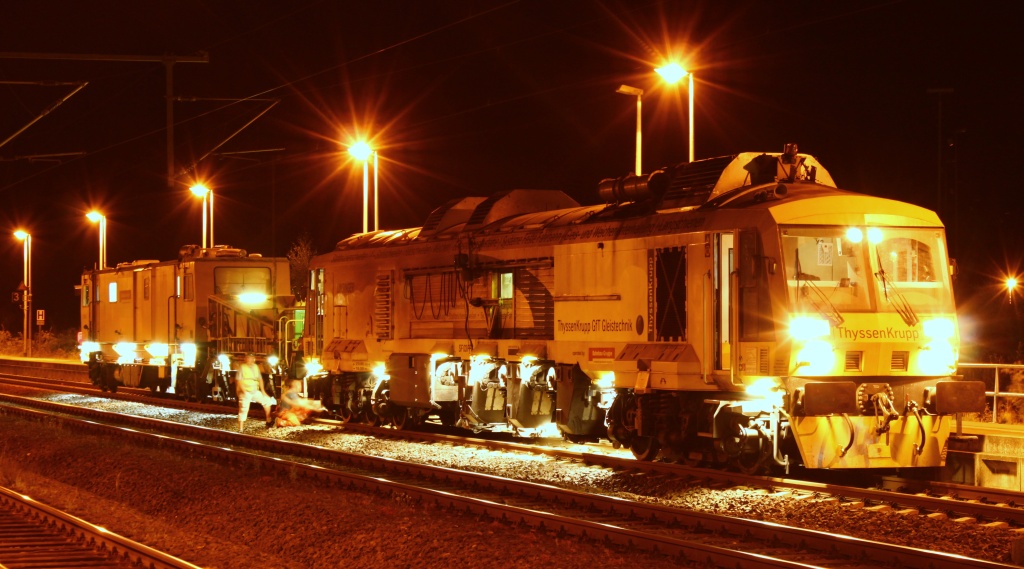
<box><xmin>2</xmin><ymin>1</ymin><xmax>1022</xmax><ymax>359</ymax></box>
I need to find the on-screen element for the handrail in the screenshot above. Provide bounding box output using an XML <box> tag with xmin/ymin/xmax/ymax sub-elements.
<box><xmin>958</xmin><ymin>362</ymin><xmax>1024</xmax><ymax>422</ymax></box>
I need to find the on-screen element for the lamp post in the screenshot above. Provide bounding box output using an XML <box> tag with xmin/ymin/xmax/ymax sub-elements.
<box><xmin>14</xmin><ymin>230</ymin><xmax>31</xmax><ymax>357</ymax></box>
<box><xmin>86</xmin><ymin>211</ymin><xmax>106</xmax><ymax>269</ymax></box>
<box><xmin>348</xmin><ymin>142</ymin><xmax>377</xmax><ymax>233</ymax></box>
<box><xmin>190</xmin><ymin>184</ymin><xmax>212</xmax><ymax>249</ymax></box>
<box><xmin>655</xmin><ymin>63</ymin><xmax>695</xmax><ymax>163</ymax></box>
<box><xmin>615</xmin><ymin>85</ymin><xmax>644</xmax><ymax>175</ymax></box>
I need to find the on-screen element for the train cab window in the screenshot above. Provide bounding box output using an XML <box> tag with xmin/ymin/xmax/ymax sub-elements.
<box><xmin>108</xmin><ymin>282</ymin><xmax>117</xmax><ymax>303</ymax></box>
<box><xmin>143</xmin><ymin>277</ymin><xmax>150</xmax><ymax>300</ymax></box>
<box><xmin>781</xmin><ymin>226</ymin><xmax>872</xmax><ymax>312</ymax></box>
<box><xmin>869</xmin><ymin>228</ymin><xmax>952</xmax><ymax>313</ymax></box>
<box><xmin>214</xmin><ymin>267</ymin><xmax>270</xmax><ymax>295</ymax></box>
<box><xmin>874</xmin><ymin>237</ymin><xmax>935</xmax><ymax>283</ymax></box>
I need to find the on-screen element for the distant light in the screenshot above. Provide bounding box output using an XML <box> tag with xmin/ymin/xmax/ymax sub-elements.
<box><xmin>14</xmin><ymin>230</ymin><xmax>29</xmax><ymax>240</ymax></box>
<box><xmin>349</xmin><ymin>141</ymin><xmax>373</xmax><ymax>161</ymax></box>
<box><xmin>267</xmin><ymin>355</ymin><xmax>279</xmax><ymax>367</ymax></box>
<box><xmin>86</xmin><ymin>211</ymin><xmax>104</xmax><ymax>223</ymax></box>
<box><xmin>846</xmin><ymin>227</ymin><xmax>863</xmax><ymax>243</ymax></box>
<box><xmin>217</xmin><ymin>353</ymin><xmax>231</xmax><ymax>368</ymax></box>
<box><xmin>1008</xmin><ymin>277</ymin><xmax>1019</xmax><ymax>292</ymax></box>
<box><xmin>655</xmin><ymin>63</ymin><xmax>688</xmax><ymax>84</ymax></box>
<box><xmin>190</xmin><ymin>183</ymin><xmax>210</xmax><ymax>197</ymax></box>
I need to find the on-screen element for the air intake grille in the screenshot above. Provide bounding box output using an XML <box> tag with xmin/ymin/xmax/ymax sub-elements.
<box><xmin>758</xmin><ymin>348</ymin><xmax>770</xmax><ymax>375</ymax></box>
<box><xmin>891</xmin><ymin>351</ymin><xmax>909</xmax><ymax>372</ymax></box>
<box><xmin>845</xmin><ymin>351</ymin><xmax>863</xmax><ymax>372</ymax></box>
<box><xmin>374</xmin><ymin>272</ymin><xmax>394</xmax><ymax>340</ymax></box>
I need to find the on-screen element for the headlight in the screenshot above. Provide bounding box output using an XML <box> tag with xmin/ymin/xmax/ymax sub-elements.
<box><xmin>790</xmin><ymin>316</ymin><xmax>830</xmax><ymax>340</ymax></box>
<box><xmin>180</xmin><ymin>343</ymin><xmax>197</xmax><ymax>367</ymax></box>
<box><xmin>267</xmin><ymin>355</ymin><xmax>280</xmax><ymax>368</ymax></box>
<box><xmin>796</xmin><ymin>339</ymin><xmax>835</xmax><ymax>375</ymax></box>
<box><xmin>745</xmin><ymin>377</ymin><xmax>784</xmax><ymax>409</ymax></box>
<box><xmin>145</xmin><ymin>343</ymin><xmax>169</xmax><ymax>358</ymax></box>
<box><xmin>304</xmin><ymin>360</ymin><xmax>323</xmax><ymax>378</ymax></box>
<box><xmin>238</xmin><ymin>292</ymin><xmax>268</xmax><ymax>304</ymax></box>
<box><xmin>922</xmin><ymin>318</ymin><xmax>955</xmax><ymax>340</ymax></box>
<box><xmin>594</xmin><ymin>371</ymin><xmax>615</xmax><ymax>390</ymax></box>
<box><xmin>113</xmin><ymin>342</ymin><xmax>137</xmax><ymax>364</ymax></box>
<box><xmin>919</xmin><ymin>340</ymin><xmax>957</xmax><ymax>375</ymax></box>
<box><xmin>79</xmin><ymin>341</ymin><xmax>101</xmax><ymax>363</ymax></box>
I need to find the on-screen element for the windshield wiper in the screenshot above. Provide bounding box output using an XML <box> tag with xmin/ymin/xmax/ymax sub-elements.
<box><xmin>796</xmin><ymin>248</ymin><xmax>844</xmax><ymax>327</ymax></box>
<box><xmin>874</xmin><ymin>250</ymin><xmax>919</xmax><ymax>327</ymax></box>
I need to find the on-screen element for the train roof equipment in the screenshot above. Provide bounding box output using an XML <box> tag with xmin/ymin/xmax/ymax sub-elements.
<box><xmin>332</xmin><ymin>144</ymin><xmax>837</xmax><ymax>252</ymax></box>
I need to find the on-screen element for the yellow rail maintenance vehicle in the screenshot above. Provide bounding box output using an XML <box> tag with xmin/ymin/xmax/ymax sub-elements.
<box><xmin>78</xmin><ymin>245</ymin><xmax>302</xmax><ymax>401</ymax></box>
<box><xmin>303</xmin><ymin>144</ymin><xmax>983</xmax><ymax>473</ymax></box>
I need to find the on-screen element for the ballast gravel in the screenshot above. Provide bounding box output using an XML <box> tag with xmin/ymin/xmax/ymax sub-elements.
<box><xmin>0</xmin><ymin>390</ymin><xmax>1020</xmax><ymax>567</ymax></box>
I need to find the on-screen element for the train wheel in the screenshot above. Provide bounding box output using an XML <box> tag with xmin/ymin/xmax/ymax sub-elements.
<box><xmin>337</xmin><ymin>405</ymin><xmax>354</xmax><ymax>423</ymax></box>
<box><xmin>629</xmin><ymin>436</ymin><xmax>661</xmax><ymax>461</ymax></box>
<box><xmin>392</xmin><ymin>407</ymin><xmax>410</xmax><ymax>430</ymax></box>
<box><xmin>563</xmin><ymin>433</ymin><xmax>590</xmax><ymax>445</ymax></box>
<box><xmin>438</xmin><ymin>407</ymin><xmax>458</xmax><ymax>427</ymax></box>
<box><xmin>730</xmin><ymin>450</ymin><xmax>769</xmax><ymax>475</ymax></box>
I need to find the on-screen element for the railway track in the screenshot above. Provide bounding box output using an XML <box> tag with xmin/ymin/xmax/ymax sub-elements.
<box><xmin>0</xmin><ymin>484</ymin><xmax>200</xmax><ymax>569</ymax></box>
<box><xmin>0</xmin><ymin>389</ymin><xmax>1016</xmax><ymax>568</ymax></box>
<box><xmin>4</xmin><ymin>364</ymin><xmax>1024</xmax><ymax>531</ymax></box>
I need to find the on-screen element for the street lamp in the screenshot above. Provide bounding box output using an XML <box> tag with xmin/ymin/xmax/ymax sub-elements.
<box><xmin>615</xmin><ymin>85</ymin><xmax>644</xmax><ymax>175</ymax></box>
<box><xmin>86</xmin><ymin>211</ymin><xmax>106</xmax><ymax>269</ymax></box>
<box><xmin>13</xmin><ymin>230</ymin><xmax>31</xmax><ymax>357</ymax></box>
<box><xmin>190</xmin><ymin>184</ymin><xmax>213</xmax><ymax>249</ymax></box>
<box><xmin>1008</xmin><ymin>277</ymin><xmax>1018</xmax><ymax>304</ymax></box>
<box><xmin>348</xmin><ymin>141</ymin><xmax>379</xmax><ymax>233</ymax></box>
<box><xmin>655</xmin><ymin>63</ymin><xmax>695</xmax><ymax>163</ymax></box>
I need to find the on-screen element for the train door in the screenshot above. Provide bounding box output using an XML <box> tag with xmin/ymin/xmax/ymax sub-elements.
<box><xmin>311</xmin><ymin>269</ymin><xmax>325</xmax><ymax>356</ymax></box>
<box><xmin>713</xmin><ymin>233</ymin><xmax>734</xmax><ymax>372</ymax></box>
<box><xmin>332</xmin><ymin>302</ymin><xmax>348</xmax><ymax>340</ymax></box>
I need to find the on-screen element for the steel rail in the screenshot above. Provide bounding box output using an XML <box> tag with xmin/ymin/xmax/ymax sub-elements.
<box><xmin>5</xmin><ymin>370</ymin><xmax>1024</xmax><ymax>527</ymax></box>
<box><xmin>0</xmin><ymin>485</ymin><xmax>201</xmax><ymax>569</ymax></box>
<box><xmin>0</xmin><ymin>393</ymin><xmax>1015</xmax><ymax>569</ymax></box>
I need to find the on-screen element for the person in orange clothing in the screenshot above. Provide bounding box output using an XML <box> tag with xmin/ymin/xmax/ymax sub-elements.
<box><xmin>235</xmin><ymin>353</ymin><xmax>277</xmax><ymax>431</ymax></box>
<box><xmin>275</xmin><ymin>378</ymin><xmax>324</xmax><ymax>427</ymax></box>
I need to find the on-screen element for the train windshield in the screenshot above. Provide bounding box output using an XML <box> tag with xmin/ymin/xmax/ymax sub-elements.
<box><xmin>214</xmin><ymin>267</ymin><xmax>271</xmax><ymax>295</ymax></box>
<box><xmin>867</xmin><ymin>227</ymin><xmax>952</xmax><ymax>315</ymax></box>
<box><xmin>781</xmin><ymin>226</ymin><xmax>952</xmax><ymax>314</ymax></box>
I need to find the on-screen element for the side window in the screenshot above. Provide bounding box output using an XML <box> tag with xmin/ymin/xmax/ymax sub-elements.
<box><xmin>492</xmin><ymin>272</ymin><xmax>513</xmax><ymax>299</ymax></box>
<box><xmin>108</xmin><ymin>282</ymin><xmax>118</xmax><ymax>303</ymax></box>
<box><xmin>184</xmin><ymin>274</ymin><xmax>195</xmax><ymax>301</ymax></box>
<box><xmin>144</xmin><ymin>277</ymin><xmax>151</xmax><ymax>300</ymax></box>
